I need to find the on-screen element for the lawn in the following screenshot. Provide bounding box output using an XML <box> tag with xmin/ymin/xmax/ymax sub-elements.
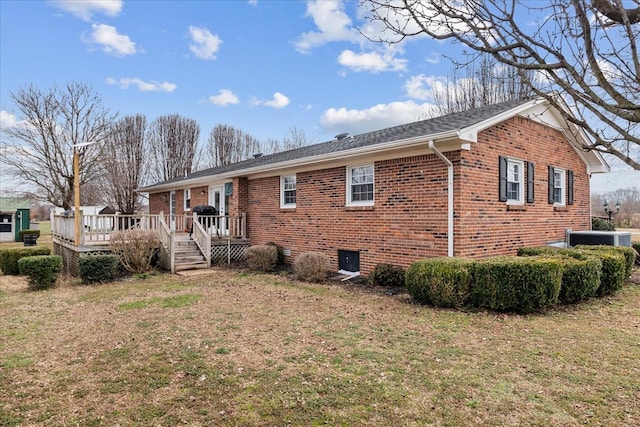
<box><xmin>1</xmin><ymin>266</ymin><xmax>639</xmax><ymax>426</ymax></box>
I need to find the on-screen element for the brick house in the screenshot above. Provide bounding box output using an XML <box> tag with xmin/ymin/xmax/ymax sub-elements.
<box><xmin>139</xmin><ymin>97</ymin><xmax>609</xmax><ymax>274</ymax></box>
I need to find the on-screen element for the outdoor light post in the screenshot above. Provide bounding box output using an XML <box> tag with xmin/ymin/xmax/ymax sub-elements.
<box><xmin>72</xmin><ymin>141</ymin><xmax>96</xmax><ymax>246</ymax></box>
<box><xmin>603</xmin><ymin>200</ymin><xmax>620</xmax><ymax>223</ymax></box>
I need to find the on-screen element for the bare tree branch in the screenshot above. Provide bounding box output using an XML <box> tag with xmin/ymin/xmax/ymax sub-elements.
<box><xmin>147</xmin><ymin>114</ymin><xmax>200</xmax><ymax>183</ymax></box>
<box><xmin>0</xmin><ymin>82</ymin><xmax>116</xmax><ymax>209</ymax></box>
<box><xmin>361</xmin><ymin>0</ymin><xmax>640</xmax><ymax>169</ymax></box>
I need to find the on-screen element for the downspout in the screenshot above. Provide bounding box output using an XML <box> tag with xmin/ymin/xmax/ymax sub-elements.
<box><xmin>428</xmin><ymin>140</ymin><xmax>454</xmax><ymax>257</ymax></box>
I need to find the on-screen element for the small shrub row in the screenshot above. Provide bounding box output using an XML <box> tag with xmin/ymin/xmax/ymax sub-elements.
<box><xmin>406</xmin><ymin>256</ymin><xmax>563</xmax><ymax>313</ymax></box>
<box><xmin>79</xmin><ymin>255</ymin><xmax>120</xmax><ymax>285</ymax></box>
<box><xmin>575</xmin><ymin>245</ymin><xmax>634</xmax><ymax>279</ymax></box>
<box><xmin>518</xmin><ymin>245</ymin><xmax>628</xmax><ymax>296</ymax></box>
<box><xmin>18</xmin><ymin>255</ymin><xmax>63</xmax><ymax>290</ymax></box>
<box><xmin>0</xmin><ymin>247</ymin><xmax>51</xmax><ymax>275</ymax></box>
<box><xmin>591</xmin><ymin>217</ymin><xmax>615</xmax><ymax>231</ymax></box>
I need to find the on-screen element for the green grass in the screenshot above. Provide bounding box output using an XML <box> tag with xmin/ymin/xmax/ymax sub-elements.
<box><xmin>1</xmin><ymin>268</ymin><xmax>639</xmax><ymax>426</ymax></box>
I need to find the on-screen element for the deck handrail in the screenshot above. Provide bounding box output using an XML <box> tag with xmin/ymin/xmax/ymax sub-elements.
<box><xmin>158</xmin><ymin>213</ymin><xmax>175</xmax><ymax>273</ymax></box>
<box><xmin>191</xmin><ymin>213</ymin><xmax>212</xmax><ymax>268</ymax></box>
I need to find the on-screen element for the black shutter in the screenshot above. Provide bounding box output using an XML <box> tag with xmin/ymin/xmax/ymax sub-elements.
<box><xmin>548</xmin><ymin>166</ymin><xmax>555</xmax><ymax>204</ymax></box>
<box><xmin>527</xmin><ymin>161</ymin><xmax>535</xmax><ymax>203</ymax></box>
<box><xmin>499</xmin><ymin>156</ymin><xmax>507</xmax><ymax>202</ymax></box>
<box><xmin>567</xmin><ymin>170</ymin><xmax>574</xmax><ymax>205</ymax></box>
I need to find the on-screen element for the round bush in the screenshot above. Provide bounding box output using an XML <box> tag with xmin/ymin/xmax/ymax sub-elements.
<box><xmin>471</xmin><ymin>256</ymin><xmax>562</xmax><ymax>313</ymax></box>
<box><xmin>79</xmin><ymin>255</ymin><xmax>120</xmax><ymax>284</ymax></box>
<box><xmin>294</xmin><ymin>252</ymin><xmax>329</xmax><ymax>283</ymax></box>
<box><xmin>245</xmin><ymin>245</ymin><xmax>278</xmax><ymax>272</ymax></box>
<box><xmin>368</xmin><ymin>263</ymin><xmax>405</xmax><ymax>287</ymax></box>
<box><xmin>405</xmin><ymin>258</ymin><xmax>475</xmax><ymax>308</ymax></box>
<box><xmin>18</xmin><ymin>255</ymin><xmax>63</xmax><ymax>291</ymax></box>
<box><xmin>0</xmin><ymin>247</ymin><xmax>51</xmax><ymax>275</ymax></box>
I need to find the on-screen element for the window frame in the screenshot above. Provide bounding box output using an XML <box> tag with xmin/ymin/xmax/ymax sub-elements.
<box><xmin>552</xmin><ymin>167</ymin><xmax>566</xmax><ymax>206</ymax></box>
<box><xmin>184</xmin><ymin>188</ymin><xmax>191</xmax><ymax>211</ymax></box>
<box><xmin>346</xmin><ymin>164</ymin><xmax>374</xmax><ymax>207</ymax></box>
<box><xmin>280</xmin><ymin>175</ymin><xmax>297</xmax><ymax>209</ymax></box>
<box><xmin>505</xmin><ymin>158</ymin><xmax>525</xmax><ymax>205</ymax></box>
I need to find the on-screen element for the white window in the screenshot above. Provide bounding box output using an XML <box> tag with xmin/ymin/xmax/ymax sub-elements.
<box><xmin>184</xmin><ymin>189</ymin><xmax>191</xmax><ymax>210</ymax></box>
<box><xmin>506</xmin><ymin>159</ymin><xmax>524</xmax><ymax>204</ymax></box>
<box><xmin>280</xmin><ymin>175</ymin><xmax>296</xmax><ymax>208</ymax></box>
<box><xmin>347</xmin><ymin>164</ymin><xmax>374</xmax><ymax>206</ymax></box>
<box><xmin>553</xmin><ymin>168</ymin><xmax>566</xmax><ymax>205</ymax></box>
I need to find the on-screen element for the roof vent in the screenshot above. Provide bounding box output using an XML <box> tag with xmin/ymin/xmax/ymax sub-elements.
<box><xmin>335</xmin><ymin>132</ymin><xmax>350</xmax><ymax>140</ymax></box>
<box><xmin>253</xmin><ymin>153</ymin><xmax>263</xmax><ymax>158</ymax></box>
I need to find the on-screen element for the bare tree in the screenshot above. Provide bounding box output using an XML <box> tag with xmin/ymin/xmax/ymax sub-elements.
<box><xmin>427</xmin><ymin>55</ymin><xmax>536</xmax><ymax>118</ymax></box>
<box><xmin>147</xmin><ymin>114</ymin><xmax>200</xmax><ymax>182</ymax></box>
<box><xmin>262</xmin><ymin>126</ymin><xmax>314</xmax><ymax>154</ymax></box>
<box><xmin>361</xmin><ymin>0</ymin><xmax>640</xmax><ymax>169</ymax></box>
<box><xmin>100</xmin><ymin>114</ymin><xmax>147</xmax><ymax>214</ymax></box>
<box><xmin>0</xmin><ymin>82</ymin><xmax>115</xmax><ymax>209</ymax></box>
<box><xmin>203</xmin><ymin>124</ymin><xmax>260</xmax><ymax>167</ymax></box>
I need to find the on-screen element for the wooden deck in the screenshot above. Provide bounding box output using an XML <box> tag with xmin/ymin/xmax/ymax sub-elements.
<box><xmin>51</xmin><ymin>212</ymin><xmax>249</xmax><ymax>274</ymax></box>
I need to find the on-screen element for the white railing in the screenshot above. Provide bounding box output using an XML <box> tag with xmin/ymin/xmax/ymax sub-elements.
<box><xmin>158</xmin><ymin>213</ymin><xmax>175</xmax><ymax>273</ymax></box>
<box><xmin>191</xmin><ymin>213</ymin><xmax>211</xmax><ymax>268</ymax></box>
<box><xmin>52</xmin><ymin>212</ymin><xmax>246</xmax><ymax>245</ymax></box>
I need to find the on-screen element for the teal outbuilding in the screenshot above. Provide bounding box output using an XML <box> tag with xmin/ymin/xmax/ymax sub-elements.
<box><xmin>0</xmin><ymin>198</ymin><xmax>31</xmax><ymax>242</ymax></box>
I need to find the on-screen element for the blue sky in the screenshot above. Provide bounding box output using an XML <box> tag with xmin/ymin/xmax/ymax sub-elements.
<box><xmin>0</xmin><ymin>0</ymin><xmax>637</xmax><ymax>193</ymax></box>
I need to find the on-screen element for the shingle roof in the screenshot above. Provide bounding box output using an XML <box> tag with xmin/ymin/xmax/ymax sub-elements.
<box><xmin>0</xmin><ymin>197</ymin><xmax>30</xmax><ymax>210</ymax></box>
<box><xmin>139</xmin><ymin>97</ymin><xmax>533</xmax><ymax>191</ymax></box>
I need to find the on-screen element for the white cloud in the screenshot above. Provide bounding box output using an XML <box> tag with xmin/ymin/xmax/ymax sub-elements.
<box><xmin>295</xmin><ymin>0</ymin><xmax>360</xmax><ymax>53</ymax></box>
<box><xmin>85</xmin><ymin>23</ymin><xmax>136</xmax><ymax>56</ymax></box>
<box><xmin>338</xmin><ymin>49</ymin><xmax>407</xmax><ymax>73</ymax></box>
<box><xmin>248</xmin><ymin>0</ymin><xmax>258</xmax><ymax>5</ymax></box>
<box><xmin>49</xmin><ymin>0</ymin><xmax>123</xmax><ymax>21</ymax></box>
<box><xmin>0</xmin><ymin>111</ymin><xmax>18</xmax><ymax>130</ymax></box>
<box><xmin>189</xmin><ymin>26</ymin><xmax>222</xmax><ymax>60</ymax></box>
<box><xmin>209</xmin><ymin>89</ymin><xmax>239</xmax><ymax>106</ymax></box>
<box><xmin>253</xmin><ymin>92</ymin><xmax>290</xmax><ymax>109</ymax></box>
<box><xmin>404</xmin><ymin>74</ymin><xmax>449</xmax><ymax>101</ymax></box>
<box><xmin>320</xmin><ymin>101</ymin><xmax>437</xmax><ymax>135</ymax></box>
<box><xmin>106</xmin><ymin>77</ymin><xmax>176</xmax><ymax>92</ymax></box>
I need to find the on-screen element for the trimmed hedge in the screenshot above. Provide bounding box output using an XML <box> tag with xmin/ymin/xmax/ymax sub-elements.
<box><xmin>18</xmin><ymin>229</ymin><xmax>41</xmax><ymax>242</ymax></box>
<box><xmin>471</xmin><ymin>256</ymin><xmax>562</xmax><ymax>314</ymax></box>
<box><xmin>79</xmin><ymin>255</ymin><xmax>120</xmax><ymax>284</ymax></box>
<box><xmin>368</xmin><ymin>263</ymin><xmax>405</xmax><ymax>287</ymax></box>
<box><xmin>18</xmin><ymin>255</ymin><xmax>63</xmax><ymax>290</ymax></box>
<box><xmin>556</xmin><ymin>256</ymin><xmax>602</xmax><ymax>304</ymax></box>
<box><xmin>0</xmin><ymin>247</ymin><xmax>51</xmax><ymax>275</ymax></box>
<box><xmin>405</xmin><ymin>258</ymin><xmax>474</xmax><ymax>308</ymax></box>
<box><xmin>518</xmin><ymin>246</ymin><xmax>602</xmax><ymax>303</ymax></box>
<box><xmin>575</xmin><ymin>245</ymin><xmax>634</xmax><ymax>279</ymax></box>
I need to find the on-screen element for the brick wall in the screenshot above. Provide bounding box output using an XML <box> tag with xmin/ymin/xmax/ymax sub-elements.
<box><xmin>455</xmin><ymin>116</ymin><xmax>590</xmax><ymax>257</ymax></box>
<box><xmin>246</xmin><ymin>154</ymin><xmax>452</xmax><ymax>274</ymax></box>
<box><xmin>246</xmin><ymin>117</ymin><xmax>591</xmax><ymax>273</ymax></box>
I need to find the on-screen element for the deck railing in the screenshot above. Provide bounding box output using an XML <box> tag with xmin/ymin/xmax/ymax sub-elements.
<box><xmin>51</xmin><ymin>212</ymin><xmax>247</xmax><ymax>245</ymax></box>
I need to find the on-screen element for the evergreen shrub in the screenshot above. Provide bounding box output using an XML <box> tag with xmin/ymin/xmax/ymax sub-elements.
<box><xmin>471</xmin><ymin>256</ymin><xmax>562</xmax><ymax>314</ymax></box>
<box><xmin>575</xmin><ymin>245</ymin><xmax>634</xmax><ymax>279</ymax></box>
<box><xmin>368</xmin><ymin>263</ymin><xmax>405</xmax><ymax>287</ymax></box>
<box><xmin>0</xmin><ymin>247</ymin><xmax>51</xmax><ymax>275</ymax></box>
<box><xmin>79</xmin><ymin>255</ymin><xmax>119</xmax><ymax>284</ymax></box>
<box><xmin>18</xmin><ymin>255</ymin><xmax>63</xmax><ymax>290</ymax></box>
<box><xmin>405</xmin><ymin>258</ymin><xmax>474</xmax><ymax>308</ymax></box>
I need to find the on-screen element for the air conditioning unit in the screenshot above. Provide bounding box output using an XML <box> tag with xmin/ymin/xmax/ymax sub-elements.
<box><xmin>568</xmin><ymin>231</ymin><xmax>632</xmax><ymax>247</ymax></box>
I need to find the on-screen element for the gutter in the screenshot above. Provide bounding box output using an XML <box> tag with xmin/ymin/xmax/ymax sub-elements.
<box><xmin>428</xmin><ymin>140</ymin><xmax>454</xmax><ymax>257</ymax></box>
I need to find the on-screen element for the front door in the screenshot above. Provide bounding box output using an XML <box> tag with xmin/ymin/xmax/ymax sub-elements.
<box><xmin>209</xmin><ymin>185</ymin><xmax>227</xmax><ymax>236</ymax></box>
